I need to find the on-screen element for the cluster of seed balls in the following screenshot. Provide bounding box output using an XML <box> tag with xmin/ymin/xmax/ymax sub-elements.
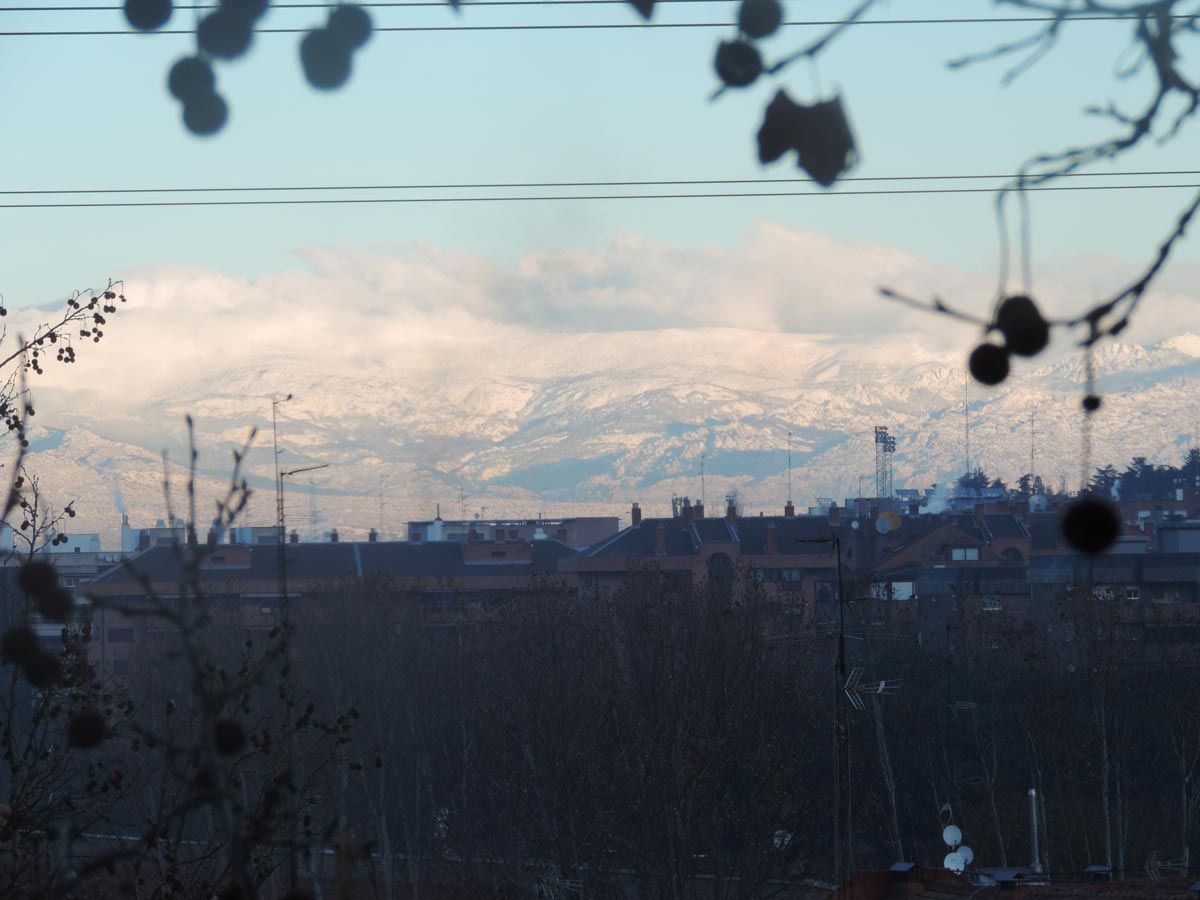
<box><xmin>124</xmin><ymin>0</ymin><xmax>372</xmax><ymax>136</ymax></box>
<box><xmin>714</xmin><ymin>0</ymin><xmax>783</xmax><ymax>89</ymax></box>
<box><xmin>967</xmin><ymin>294</ymin><xmax>1120</xmax><ymax>556</ymax></box>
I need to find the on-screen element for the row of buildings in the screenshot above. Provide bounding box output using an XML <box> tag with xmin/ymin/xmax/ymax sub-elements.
<box><xmin>3</xmin><ymin>487</ymin><xmax>1193</xmax><ymax>678</ymax></box>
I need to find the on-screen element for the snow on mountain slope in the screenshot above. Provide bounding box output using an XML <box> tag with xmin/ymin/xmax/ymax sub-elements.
<box><xmin>10</xmin><ymin>328</ymin><xmax>1200</xmax><ymax>547</ymax></box>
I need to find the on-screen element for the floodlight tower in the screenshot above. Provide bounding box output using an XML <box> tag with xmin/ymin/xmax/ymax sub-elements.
<box><xmin>874</xmin><ymin>426</ymin><xmax>896</xmax><ymax>499</ymax></box>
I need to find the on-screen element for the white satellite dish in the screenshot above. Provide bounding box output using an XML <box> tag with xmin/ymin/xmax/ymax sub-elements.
<box><xmin>944</xmin><ymin>852</ymin><xmax>965</xmax><ymax>873</ymax></box>
<box><xmin>942</xmin><ymin>824</ymin><xmax>962</xmax><ymax>847</ymax></box>
<box><xmin>958</xmin><ymin>846</ymin><xmax>974</xmax><ymax>865</ymax></box>
<box><xmin>875</xmin><ymin>517</ymin><xmax>892</xmax><ymax>534</ymax></box>
<box><xmin>851</xmin><ymin>520</ymin><xmax>861</xmax><ymax>529</ymax></box>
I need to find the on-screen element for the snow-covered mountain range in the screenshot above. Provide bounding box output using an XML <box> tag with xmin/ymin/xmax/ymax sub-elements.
<box><xmin>16</xmin><ymin>327</ymin><xmax>1200</xmax><ymax>547</ymax></box>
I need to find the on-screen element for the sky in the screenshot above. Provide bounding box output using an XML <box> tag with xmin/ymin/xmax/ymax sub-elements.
<box><xmin>1</xmin><ymin>0</ymin><xmax>1198</xmax><ymax>319</ymax></box>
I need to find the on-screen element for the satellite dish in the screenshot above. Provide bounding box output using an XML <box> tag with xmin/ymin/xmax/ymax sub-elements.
<box><xmin>958</xmin><ymin>846</ymin><xmax>974</xmax><ymax>865</ymax></box>
<box><xmin>942</xmin><ymin>824</ymin><xmax>962</xmax><ymax>847</ymax></box>
<box><xmin>944</xmin><ymin>852</ymin><xmax>965</xmax><ymax>874</ymax></box>
<box><xmin>875</xmin><ymin>517</ymin><xmax>892</xmax><ymax>534</ymax></box>
<box><xmin>851</xmin><ymin>520</ymin><xmax>861</xmax><ymax>530</ymax></box>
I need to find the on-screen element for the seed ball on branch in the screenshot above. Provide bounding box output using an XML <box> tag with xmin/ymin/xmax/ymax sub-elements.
<box><xmin>198</xmin><ymin>8</ymin><xmax>254</xmax><ymax>59</ymax></box>
<box><xmin>18</xmin><ymin>560</ymin><xmax>59</xmax><ymax>598</ymax></box>
<box><xmin>213</xmin><ymin>718</ymin><xmax>245</xmax><ymax>755</ymax></box>
<box><xmin>328</xmin><ymin>4</ymin><xmax>373</xmax><ymax>50</ymax></box>
<box><xmin>738</xmin><ymin>0</ymin><xmax>782</xmax><ymax>39</ymax></box>
<box><xmin>995</xmin><ymin>294</ymin><xmax>1050</xmax><ymax>357</ymax></box>
<box><xmin>24</xmin><ymin>650</ymin><xmax>63</xmax><ymax>689</ymax></box>
<box><xmin>1083</xmin><ymin>394</ymin><xmax>1102</xmax><ymax>412</ymax></box>
<box><xmin>301</xmin><ymin>28</ymin><xmax>353</xmax><ymax>90</ymax></box>
<box><xmin>221</xmin><ymin>0</ymin><xmax>269</xmax><ymax>20</ymax></box>
<box><xmin>183</xmin><ymin>92</ymin><xmax>229</xmax><ymax>136</ymax></box>
<box><xmin>1061</xmin><ymin>497</ymin><xmax>1120</xmax><ymax>556</ymax></box>
<box><xmin>68</xmin><ymin>708</ymin><xmax>106</xmax><ymax>749</ymax></box>
<box><xmin>124</xmin><ymin>0</ymin><xmax>172</xmax><ymax>31</ymax></box>
<box><xmin>1</xmin><ymin>626</ymin><xmax>37</xmax><ymax>665</ymax></box>
<box><xmin>168</xmin><ymin>56</ymin><xmax>215</xmax><ymax>102</ymax></box>
<box><xmin>38</xmin><ymin>587</ymin><xmax>73</xmax><ymax>624</ymax></box>
<box><xmin>714</xmin><ymin>40</ymin><xmax>762</xmax><ymax>88</ymax></box>
<box><xmin>968</xmin><ymin>342</ymin><xmax>1010</xmax><ymax>386</ymax></box>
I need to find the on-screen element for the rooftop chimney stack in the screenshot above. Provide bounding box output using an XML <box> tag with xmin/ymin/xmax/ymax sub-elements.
<box><xmin>828</xmin><ymin>504</ymin><xmax>841</xmax><ymax>526</ymax></box>
<box><xmin>368</xmin><ymin>528</ymin><xmax>378</xmax><ymax>543</ymax></box>
<box><xmin>694</xmin><ymin>501</ymin><xmax>704</xmax><ymax>519</ymax></box>
<box><xmin>655</xmin><ymin>524</ymin><xmax>666</xmax><ymax>556</ymax></box>
<box><xmin>784</xmin><ymin>500</ymin><xmax>795</xmax><ymax>518</ymax></box>
<box><xmin>726</xmin><ymin>498</ymin><xmax>737</xmax><ymax>525</ymax></box>
<box><xmin>681</xmin><ymin>499</ymin><xmax>695</xmax><ymax>529</ymax></box>
<box><xmin>289</xmin><ymin>530</ymin><xmax>299</xmax><ymax>543</ymax></box>
<box><xmin>631</xmin><ymin>502</ymin><xmax>642</xmax><ymax>527</ymax></box>
<box><xmin>766</xmin><ymin>523</ymin><xmax>779</xmax><ymax>555</ymax></box>
<box><xmin>330</xmin><ymin>528</ymin><xmax>340</xmax><ymax>543</ymax></box>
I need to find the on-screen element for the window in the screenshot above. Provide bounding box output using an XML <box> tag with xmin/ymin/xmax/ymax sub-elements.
<box><xmin>490</xmin><ymin>550</ymin><xmax>506</xmax><ymax>558</ymax></box>
<box><xmin>112</xmin><ymin>659</ymin><xmax>129</xmax><ymax>675</ymax></box>
<box><xmin>107</xmin><ymin>626</ymin><xmax>134</xmax><ymax>643</ymax></box>
<box><xmin>781</xmin><ymin>568</ymin><xmax>802</xmax><ymax>583</ymax></box>
<box><xmin>1126</xmin><ymin>586</ymin><xmax>1141</xmax><ymax>601</ymax></box>
<box><xmin>951</xmin><ymin>547</ymin><xmax>980</xmax><ymax>561</ymax></box>
<box><xmin>410</xmin><ymin>533</ymin><xmax>421</xmax><ymax>542</ymax></box>
<box><xmin>891</xmin><ymin>581</ymin><xmax>915</xmax><ymax>601</ymax></box>
<box><xmin>509</xmin><ymin>529</ymin><xmax>519</xmax><ymax>540</ymax></box>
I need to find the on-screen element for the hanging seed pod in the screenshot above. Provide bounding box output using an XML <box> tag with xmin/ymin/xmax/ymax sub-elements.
<box><xmin>1061</xmin><ymin>497</ymin><xmax>1120</xmax><ymax>556</ymax></box>
<box><xmin>738</xmin><ymin>0</ymin><xmax>783</xmax><ymax>39</ymax></box>
<box><xmin>995</xmin><ymin>294</ymin><xmax>1050</xmax><ymax>357</ymax></box>
<box><xmin>124</xmin><ymin>0</ymin><xmax>172</xmax><ymax>31</ymax></box>
<box><xmin>794</xmin><ymin>96</ymin><xmax>857</xmax><ymax>187</ymax></box>
<box><xmin>714</xmin><ymin>40</ymin><xmax>763</xmax><ymax>88</ymax></box>
<box><xmin>968</xmin><ymin>342</ymin><xmax>1010</xmax><ymax>386</ymax></box>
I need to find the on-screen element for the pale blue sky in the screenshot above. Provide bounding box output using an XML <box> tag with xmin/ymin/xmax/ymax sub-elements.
<box><xmin>1</xmin><ymin>0</ymin><xmax>1197</xmax><ymax>307</ymax></box>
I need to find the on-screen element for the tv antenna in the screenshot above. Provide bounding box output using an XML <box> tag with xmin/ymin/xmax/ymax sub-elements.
<box><xmin>842</xmin><ymin>666</ymin><xmax>902</xmax><ymax>712</ymax></box>
<box><xmin>787</xmin><ymin>429</ymin><xmax>793</xmax><ymax>503</ymax></box>
<box><xmin>700</xmin><ymin>450</ymin><xmax>706</xmax><ymax>508</ymax></box>
<box><xmin>963</xmin><ymin>372</ymin><xmax>971</xmax><ymax>479</ymax></box>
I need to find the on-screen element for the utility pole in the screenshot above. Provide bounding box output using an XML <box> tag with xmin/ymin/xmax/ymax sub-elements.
<box><xmin>798</xmin><ymin>534</ymin><xmax>850</xmax><ymax>886</ymax></box>
<box><xmin>277</xmin><ymin>459</ymin><xmax>327</xmax><ymax>891</ymax></box>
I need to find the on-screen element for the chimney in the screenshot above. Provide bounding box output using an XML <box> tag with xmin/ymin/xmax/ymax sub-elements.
<box><xmin>784</xmin><ymin>500</ymin><xmax>795</xmax><ymax>518</ymax></box>
<box><xmin>974</xmin><ymin>503</ymin><xmax>985</xmax><ymax>525</ymax></box>
<box><xmin>766</xmin><ymin>523</ymin><xmax>779</xmax><ymax>555</ymax></box>
<box><xmin>631</xmin><ymin>502</ymin><xmax>642</xmax><ymax>527</ymax></box>
<box><xmin>828</xmin><ymin>504</ymin><xmax>841</xmax><ymax>527</ymax></box>
<box><xmin>289</xmin><ymin>530</ymin><xmax>299</xmax><ymax>543</ymax></box>
<box><xmin>694</xmin><ymin>501</ymin><xmax>704</xmax><ymax>519</ymax></box>
<box><xmin>330</xmin><ymin>528</ymin><xmax>340</xmax><ymax>543</ymax></box>
<box><xmin>909</xmin><ymin>501</ymin><xmax>920</xmax><ymax>517</ymax></box>
<box><xmin>726</xmin><ymin>498</ymin><xmax>737</xmax><ymax>525</ymax></box>
<box><xmin>206</xmin><ymin>528</ymin><xmax>217</xmax><ymax>547</ymax></box>
<box><xmin>122</xmin><ymin>513</ymin><xmax>129</xmax><ymax>526</ymax></box>
<box><xmin>186</xmin><ymin>525</ymin><xmax>197</xmax><ymax>546</ymax></box>
<box><xmin>368</xmin><ymin>528</ymin><xmax>378</xmax><ymax>543</ymax></box>
<box><xmin>681</xmin><ymin>500</ymin><xmax>695</xmax><ymax>529</ymax></box>
<box><xmin>137</xmin><ymin>533</ymin><xmax>150</xmax><ymax>551</ymax></box>
<box><xmin>655</xmin><ymin>524</ymin><xmax>666</xmax><ymax>556</ymax></box>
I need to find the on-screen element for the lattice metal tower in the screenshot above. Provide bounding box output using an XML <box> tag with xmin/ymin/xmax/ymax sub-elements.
<box><xmin>874</xmin><ymin>426</ymin><xmax>896</xmax><ymax>499</ymax></box>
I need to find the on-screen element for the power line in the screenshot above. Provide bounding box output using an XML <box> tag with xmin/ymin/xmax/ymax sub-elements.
<box><xmin>0</xmin><ymin>181</ymin><xmax>1195</xmax><ymax>209</ymax></box>
<box><xmin>1</xmin><ymin>14</ymin><xmax>1194</xmax><ymax>36</ymax></box>
<box><xmin>3</xmin><ymin>169</ymin><xmax>1197</xmax><ymax>196</ymax></box>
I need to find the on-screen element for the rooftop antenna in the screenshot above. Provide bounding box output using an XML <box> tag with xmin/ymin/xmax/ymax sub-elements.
<box><xmin>308</xmin><ymin>480</ymin><xmax>318</xmax><ymax>541</ymax></box>
<box><xmin>458</xmin><ymin>486</ymin><xmax>466</xmax><ymax>521</ymax></box>
<box><xmin>378</xmin><ymin>474</ymin><xmax>387</xmax><ymax>538</ymax></box>
<box><xmin>701</xmin><ymin>450</ymin><xmax>706</xmax><ymax>508</ymax></box>
<box><xmin>1030</xmin><ymin>403</ymin><xmax>1038</xmax><ymax>487</ymax></box>
<box><xmin>963</xmin><ymin>371</ymin><xmax>971</xmax><ymax>479</ymax></box>
<box><xmin>787</xmin><ymin>429</ymin><xmax>793</xmax><ymax>503</ymax></box>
